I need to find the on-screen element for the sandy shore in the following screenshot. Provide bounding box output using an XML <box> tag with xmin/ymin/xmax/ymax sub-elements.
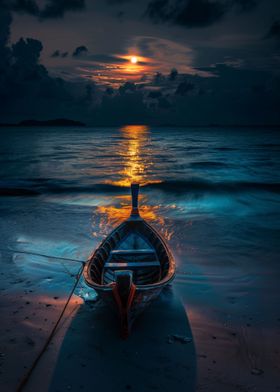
<box><xmin>1</xmin><ymin>267</ymin><xmax>279</xmax><ymax>392</ymax></box>
<box><xmin>1</xmin><ymin>253</ymin><xmax>280</xmax><ymax>392</ymax></box>
<box><xmin>0</xmin><ymin>249</ymin><xmax>82</xmax><ymax>392</ymax></box>
<box><xmin>25</xmin><ymin>289</ymin><xmax>196</xmax><ymax>392</ymax></box>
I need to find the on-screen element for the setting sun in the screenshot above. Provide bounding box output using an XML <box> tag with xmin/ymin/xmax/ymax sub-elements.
<box><xmin>130</xmin><ymin>56</ymin><xmax>138</xmax><ymax>64</ymax></box>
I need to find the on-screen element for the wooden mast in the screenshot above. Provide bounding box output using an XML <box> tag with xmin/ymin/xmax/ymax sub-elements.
<box><xmin>130</xmin><ymin>183</ymin><xmax>140</xmax><ymax>217</ymax></box>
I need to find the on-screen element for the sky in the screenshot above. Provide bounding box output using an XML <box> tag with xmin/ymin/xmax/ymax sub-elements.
<box><xmin>0</xmin><ymin>0</ymin><xmax>280</xmax><ymax>125</ymax></box>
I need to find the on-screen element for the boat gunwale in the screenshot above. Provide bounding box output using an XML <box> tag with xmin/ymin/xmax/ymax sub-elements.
<box><xmin>83</xmin><ymin>218</ymin><xmax>175</xmax><ymax>291</ymax></box>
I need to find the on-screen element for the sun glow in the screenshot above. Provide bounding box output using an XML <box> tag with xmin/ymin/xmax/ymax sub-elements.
<box><xmin>130</xmin><ymin>56</ymin><xmax>138</xmax><ymax>64</ymax></box>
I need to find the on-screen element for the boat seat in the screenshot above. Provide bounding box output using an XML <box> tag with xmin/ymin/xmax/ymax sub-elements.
<box><xmin>104</xmin><ymin>261</ymin><xmax>160</xmax><ymax>268</ymax></box>
<box><xmin>110</xmin><ymin>249</ymin><xmax>156</xmax><ymax>255</ymax></box>
<box><xmin>106</xmin><ymin>249</ymin><xmax>159</xmax><ymax>266</ymax></box>
<box><xmin>102</xmin><ymin>249</ymin><xmax>161</xmax><ymax>285</ymax></box>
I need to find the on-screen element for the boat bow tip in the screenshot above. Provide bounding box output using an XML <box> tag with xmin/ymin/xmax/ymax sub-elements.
<box><xmin>130</xmin><ymin>183</ymin><xmax>140</xmax><ymax>218</ymax></box>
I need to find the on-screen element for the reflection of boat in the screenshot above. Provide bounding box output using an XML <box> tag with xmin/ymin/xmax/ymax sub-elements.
<box><xmin>84</xmin><ymin>183</ymin><xmax>175</xmax><ymax>338</ymax></box>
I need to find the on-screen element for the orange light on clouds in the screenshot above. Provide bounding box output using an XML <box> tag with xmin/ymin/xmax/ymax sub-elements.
<box><xmin>77</xmin><ymin>53</ymin><xmax>156</xmax><ymax>87</ymax></box>
<box><xmin>75</xmin><ymin>36</ymin><xmax>214</xmax><ymax>88</ymax></box>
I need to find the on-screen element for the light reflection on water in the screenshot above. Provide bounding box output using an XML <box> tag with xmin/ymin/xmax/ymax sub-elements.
<box><xmin>94</xmin><ymin>194</ymin><xmax>174</xmax><ymax>241</ymax></box>
<box><xmin>106</xmin><ymin>125</ymin><xmax>162</xmax><ymax>187</ymax></box>
<box><xmin>96</xmin><ymin>125</ymin><xmax>173</xmax><ymax>240</ymax></box>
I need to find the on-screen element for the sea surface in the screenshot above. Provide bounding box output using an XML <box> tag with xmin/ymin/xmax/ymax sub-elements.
<box><xmin>0</xmin><ymin>125</ymin><xmax>280</xmax><ymax>389</ymax></box>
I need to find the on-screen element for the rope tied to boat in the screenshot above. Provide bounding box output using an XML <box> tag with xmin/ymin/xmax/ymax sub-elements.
<box><xmin>0</xmin><ymin>247</ymin><xmax>84</xmax><ymax>264</ymax></box>
<box><xmin>16</xmin><ymin>260</ymin><xmax>86</xmax><ymax>392</ymax></box>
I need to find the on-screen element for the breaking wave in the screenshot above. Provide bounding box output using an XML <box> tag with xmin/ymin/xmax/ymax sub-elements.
<box><xmin>1</xmin><ymin>178</ymin><xmax>279</xmax><ymax>197</ymax></box>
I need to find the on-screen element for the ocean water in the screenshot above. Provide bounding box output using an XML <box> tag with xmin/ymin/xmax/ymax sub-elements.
<box><xmin>0</xmin><ymin>125</ymin><xmax>280</xmax><ymax>388</ymax></box>
<box><xmin>0</xmin><ymin>125</ymin><xmax>279</xmax><ymax>274</ymax></box>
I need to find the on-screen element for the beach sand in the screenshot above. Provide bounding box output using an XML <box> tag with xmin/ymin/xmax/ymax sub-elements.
<box><xmin>25</xmin><ymin>289</ymin><xmax>196</xmax><ymax>392</ymax></box>
<box><xmin>1</xmin><ymin>251</ymin><xmax>279</xmax><ymax>392</ymax></box>
<box><xmin>0</xmin><ymin>250</ymin><xmax>82</xmax><ymax>392</ymax></box>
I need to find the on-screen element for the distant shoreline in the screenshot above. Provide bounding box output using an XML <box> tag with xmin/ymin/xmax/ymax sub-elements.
<box><xmin>0</xmin><ymin>119</ymin><xmax>280</xmax><ymax>129</ymax></box>
<box><xmin>0</xmin><ymin>119</ymin><xmax>86</xmax><ymax>127</ymax></box>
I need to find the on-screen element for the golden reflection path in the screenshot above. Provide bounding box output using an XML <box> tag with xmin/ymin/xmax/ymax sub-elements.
<box><xmin>107</xmin><ymin>125</ymin><xmax>162</xmax><ymax>187</ymax></box>
<box><xmin>94</xmin><ymin>125</ymin><xmax>174</xmax><ymax>241</ymax></box>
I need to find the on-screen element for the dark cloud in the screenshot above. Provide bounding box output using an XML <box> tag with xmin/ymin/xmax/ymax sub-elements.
<box><xmin>96</xmin><ymin>89</ymin><xmax>149</xmax><ymax>125</ymax></box>
<box><xmin>51</xmin><ymin>49</ymin><xmax>60</xmax><ymax>57</ymax></box>
<box><xmin>158</xmin><ymin>96</ymin><xmax>172</xmax><ymax>109</ymax></box>
<box><xmin>148</xmin><ymin>90</ymin><xmax>162</xmax><ymax>99</ymax></box>
<box><xmin>117</xmin><ymin>10</ymin><xmax>124</xmax><ymax>21</ymax></box>
<box><xmin>0</xmin><ymin>4</ymin><xmax>12</xmax><ymax>48</ymax></box>
<box><xmin>145</xmin><ymin>0</ymin><xmax>259</xmax><ymax>28</ymax></box>
<box><xmin>232</xmin><ymin>0</ymin><xmax>258</xmax><ymax>12</ymax></box>
<box><xmin>106</xmin><ymin>0</ymin><xmax>131</xmax><ymax>4</ymax></box>
<box><xmin>51</xmin><ymin>49</ymin><xmax>68</xmax><ymax>58</ymax></box>
<box><xmin>0</xmin><ymin>5</ymin><xmax>12</xmax><ymax>78</ymax></box>
<box><xmin>87</xmin><ymin>54</ymin><xmax>127</xmax><ymax>64</ymax></box>
<box><xmin>0</xmin><ymin>4</ymin><xmax>97</xmax><ymax>123</ymax></box>
<box><xmin>92</xmin><ymin>63</ymin><xmax>280</xmax><ymax>126</ymax></box>
<box><xmin>3</xmin><ymin>0</ymin><xmax>86</xmax><ymax>20</ymax></box>
<box><xmin>40</xmin><ymin>0</ymin><xmax>86</xmax><ymax>19</ymax></box>
<box><xmin>12</xmin><ymin>37</ymin><xmax>43</xmax><ymax>64</ymax></box>
<box><xmin>175</xmin><ymin>80</ymin><xmax>195</xmax><ymax>95</ymax></box>
<box><xmin>81</xmin><ymin>83</ymin><xmax>95</xmax><ymax>104</ymax></box>
<box><xmin>153</xmin><ymin>72</ymin><xmax>165</xmax><ymax>84</ymax></box>
<box><xmin>12</xmin><ymin>0</ymin><xmax>39</xmax><ymax>16</ymax></box>
<box><xmin>169</xmin><ymin>68</ymin><xmax>178</xmax><ymax>81</ymax></box>
<box><xmin>119</xmin><ymin>81</ymin><xmax>136</xmax><ymax>95</ymax></box>
<box><xmin>266</xmin><ymin>20</ymin><xmax>280</xmax><ymax>40</ymax></box>
<box><xmin>1</xmin><ymin>34</ymin><xmax>73</xmax><ymax>120</ymax></box>
<box><xmin>174</xmin><ymin>0</ymin><xmax>227</xmax><ymax>27</ymax></box>
<box><xmin>105</xmin><ymin>86</ymin><xmax>114</xmax><ymax>95</ymax></box>
<box><xmin>72</xmin><ymin>45</ymin><xmax>88</xmax><ymax>57</ymax></box>
<box><xmin>145</xmin><ymin>0</ymin><xmax>228</xmax><ymax>28</ymax></box>
<box><xmin>0</xmin><ymin>1</ymin><xmax>279</xmax><ymax>126</ymax></box>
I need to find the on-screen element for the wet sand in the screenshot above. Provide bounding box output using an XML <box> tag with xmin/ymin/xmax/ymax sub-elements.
<box><xmin>0</xmin><ymin>251</ymin><xmax>82</xmax><ymax>392</ymax></box>
<box><xmin>25</xmin><ymin>290</ymin><xmax>196</xmax><ymax>392</ymax></box>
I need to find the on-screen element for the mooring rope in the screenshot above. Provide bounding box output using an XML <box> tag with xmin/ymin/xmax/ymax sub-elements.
<box><xmin>0</xmin><ymin>247</ymin><xmax>84</xmax><ymax>264</ymax></box>
<box><xmin>15</xmin><ymin>261</ymin><xmax>86</xmax><ymax>392</ymax></box>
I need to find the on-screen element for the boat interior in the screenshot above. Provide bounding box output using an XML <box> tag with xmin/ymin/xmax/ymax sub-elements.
<box><xmin>89</xmin><ymin>221</ymin><xmax>170</xmax><ymax>286</ymax></box>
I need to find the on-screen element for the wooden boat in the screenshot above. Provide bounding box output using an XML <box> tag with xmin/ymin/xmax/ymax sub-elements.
<box><xmin>83</xmin><ymin>183</ymin><xmax>175</xmax><ymax>337</ymax></box>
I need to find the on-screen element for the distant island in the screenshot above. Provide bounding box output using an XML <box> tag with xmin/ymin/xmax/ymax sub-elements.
<box><xmin>0</xmin><ymin>119</ymin><xmax>86</xmax><ymax>127</ymax></box>
<box><xmin>0</xmin><ymin>119</ymin><xmax>279</xmax><ymax>128</ymax></box>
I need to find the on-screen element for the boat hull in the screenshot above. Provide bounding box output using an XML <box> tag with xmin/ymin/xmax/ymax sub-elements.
<box><xmin>83</xmin><ymin>184</ymin><xmax>175</xmax><ymax>337</ymax></box>
<box><xmin>95</xmin><ymin>285</ymin><xmax>163</xmax><ymax>338</ymax></box>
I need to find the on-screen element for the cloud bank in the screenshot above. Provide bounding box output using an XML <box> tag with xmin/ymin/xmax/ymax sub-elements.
<box><xmin>0</xmin><ymin>1</ymin><xmax>280</xmax><ymax>126</ymax></box>
<box><xmin>145</xmin><ymin>0</ymin><xmax>259</xmax><ymax>28</ymax></box>
<box><xmin>5</xmin><ymin>0</ymin><xmax>86</xmax><ymax>19</ymax></box>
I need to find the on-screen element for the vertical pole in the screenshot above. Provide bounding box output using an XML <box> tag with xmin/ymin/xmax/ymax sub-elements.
<box><xmin>130</xmin><ymin>183</ymin><xmax>139</xmax><ymax>216</ymax></box>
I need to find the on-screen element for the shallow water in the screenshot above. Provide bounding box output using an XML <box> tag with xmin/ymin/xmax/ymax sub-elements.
<box><xmin>0</xmin><ymin>125</ymin><xmax>280</xmax><ymax>390</ymax></box>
